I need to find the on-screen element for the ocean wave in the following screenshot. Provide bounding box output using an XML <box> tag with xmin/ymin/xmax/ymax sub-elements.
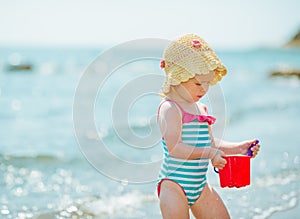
<box><xmin>247</xmin><ymin>169</ymin><xmax>300</xmax><ymax>219</ymax></box>
<box><xmin>0</xmin><ymin>153</ymin><xmax>81</xmax><ymax>164</ymax></box>
<box><xmin>32</xmin><ymin>191</ymin><xmax>159</xmax><ymax>219</ymax></box>
<box><xmin>228</xmin><ymin>98</ymin><xmax>300</xmax><ymax>123</ymax></box>
<box><xmin>254</xmin><ymin>168</ymin><xmax>300</xmax><ymax>188</ymax></box>
<box><xmin>252</xmin><ymin>192</ymin><xmax>297</xmax><ymax>219</ymax></box>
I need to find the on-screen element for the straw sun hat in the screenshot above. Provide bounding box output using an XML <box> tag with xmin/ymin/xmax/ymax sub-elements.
<box><xmin>160</xmin><ymin>34</ymin><xmax>227</xmax><ymax>94</ymax></box>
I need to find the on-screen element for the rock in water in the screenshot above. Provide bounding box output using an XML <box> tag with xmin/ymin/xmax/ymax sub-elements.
<box><xmin>270</xmin><ymin>69</ymin><xmax>300</xmax><ymax>78</ymax></box>
<box><xmin>286</xmin><ymin>29</ymin><xmax>300</xmax><ymax>47</ymax></box>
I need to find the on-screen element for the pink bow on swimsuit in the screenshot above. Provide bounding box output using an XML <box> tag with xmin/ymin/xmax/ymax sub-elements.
<box><xmin>182</xmin><ymin>114</ymin><xmax>216</xmax><ymax>125</ymax></box>
<box><xmin>158</xmin><ymin>99</ymin><xmax>216</xmax><ymax>125</ymax></box>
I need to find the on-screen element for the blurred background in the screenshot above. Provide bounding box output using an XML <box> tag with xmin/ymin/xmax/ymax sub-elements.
<box><xmin>0</xmin><ymin>0</ymin><xmax>300</xmax><ymax>218</ymax></box>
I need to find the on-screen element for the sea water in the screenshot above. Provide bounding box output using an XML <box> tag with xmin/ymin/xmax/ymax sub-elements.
<box><xmin>0</xmin><ymin>45</ymin><xmax>300</xmax><ymax>219</ymax></box>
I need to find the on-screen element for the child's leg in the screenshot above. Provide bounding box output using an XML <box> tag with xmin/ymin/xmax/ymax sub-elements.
<box><xmin>190</xmin><ymin>183</ymin><xmax>230</xmax><ymax>219</ymax></box>
<box><xmin>158</xmin><ymin>180</ymin><xmax>190</xmax><ymax>219</ymax></box>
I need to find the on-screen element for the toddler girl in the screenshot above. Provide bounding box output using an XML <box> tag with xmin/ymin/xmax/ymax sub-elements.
<box><xmin>157</xmin><ymin>34</ymin><xmax>260</xmax><ymax>219</ymax></box>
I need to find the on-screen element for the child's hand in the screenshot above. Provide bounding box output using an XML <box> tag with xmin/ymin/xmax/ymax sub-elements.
<box><xmin>239</xmin><ymin>139</ymin><xmax>261</xmax><ymax>158</ymax></box>
<box><xmin>211</xmin><ymin>149</ymin><xmax>227</xmax><ymax>169</ymax></box>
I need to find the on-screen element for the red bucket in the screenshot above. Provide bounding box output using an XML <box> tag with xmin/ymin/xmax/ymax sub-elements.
<box><xmin>215</xmin><ymin>155</ymin><xmax>251</xmax><ymax>188</ymax></box>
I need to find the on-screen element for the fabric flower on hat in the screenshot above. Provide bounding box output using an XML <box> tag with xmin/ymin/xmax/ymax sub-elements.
<box><xmin>160</xmin><ymin>60</ymin><xmax>165</xmax><ymax>68</ymax></box>
<box><xmin>192</xmin><ymin>39</ymin><xmax>202</xmax><ymax>48</ymax></box>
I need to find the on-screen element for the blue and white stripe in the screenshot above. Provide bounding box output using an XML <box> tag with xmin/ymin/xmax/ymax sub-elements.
<box><xmin>158</xmin><ymin>121</ymin><xmax>211</xmax><ymax>206</ymax></box>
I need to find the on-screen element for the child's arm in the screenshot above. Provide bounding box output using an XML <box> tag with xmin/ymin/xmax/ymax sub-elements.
<box><xmin>209</xmin><ymin>126</ymin><xmax>260</xmax><ymax>157</ymax></box>
<box><xmin>204</xmin><ymin>104</ymin><xmax>260</xmax><ymax>157</ymax></box>
<box><xmin>215</xmin><ymin>138</ymin><xmax>260</xmax><ymax>157</ymax></box>
<box><xmin>158</xmin><ymin>102</ymin><xmax>227</xmax><ymax>169</ymax></box>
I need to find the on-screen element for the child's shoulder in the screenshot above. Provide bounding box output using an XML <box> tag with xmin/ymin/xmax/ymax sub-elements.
<box><xmin>159</xmin><ymin>100</ymin><xmax>178</xmax><ymax>110</ymax></box>
<box><xmin>158</xmin><ymin>100</ymin><xmax>182</xmax><ymax>116</ymax></box>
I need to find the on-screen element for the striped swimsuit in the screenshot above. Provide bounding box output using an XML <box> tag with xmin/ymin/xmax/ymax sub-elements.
<box><xmin>157</xmin><ymin>100</ymin><xmax>216</xmax><ymax>206</ymax></box>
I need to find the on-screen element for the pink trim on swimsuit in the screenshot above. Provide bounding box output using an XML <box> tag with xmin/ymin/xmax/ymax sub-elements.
<box><xmin>157</xmin><ymin>99</ymin><xmax>216</xmax><ymax>125</ymax></box>
<box><xmin>157</xmin><ymin>178</ymin><xmax>187</xmax><ymax>198</ymax></box>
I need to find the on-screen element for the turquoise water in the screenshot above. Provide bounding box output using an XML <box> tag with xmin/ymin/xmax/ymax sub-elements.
<box><xmin>0</xmin><ymin>45</ymin><xmax>300</xmax><ymax>218</ymax></box>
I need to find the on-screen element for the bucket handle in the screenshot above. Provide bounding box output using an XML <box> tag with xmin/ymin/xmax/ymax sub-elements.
<box><xmin>214</xmin><ymin>167</ymin><xmax>219</xmax><ymax>173</ymax></box>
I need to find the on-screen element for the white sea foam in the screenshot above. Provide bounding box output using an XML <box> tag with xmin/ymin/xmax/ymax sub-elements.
<box><xmin>252</xmin><ymin>192</ymin><xmax>298</xmax><ymax>219</ymax></box>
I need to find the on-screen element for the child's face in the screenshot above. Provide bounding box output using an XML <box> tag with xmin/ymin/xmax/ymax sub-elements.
<box><xmin>176</xmin><ymin>71</ymin><xmax>215</xmax><ymax>102</ymax></box>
